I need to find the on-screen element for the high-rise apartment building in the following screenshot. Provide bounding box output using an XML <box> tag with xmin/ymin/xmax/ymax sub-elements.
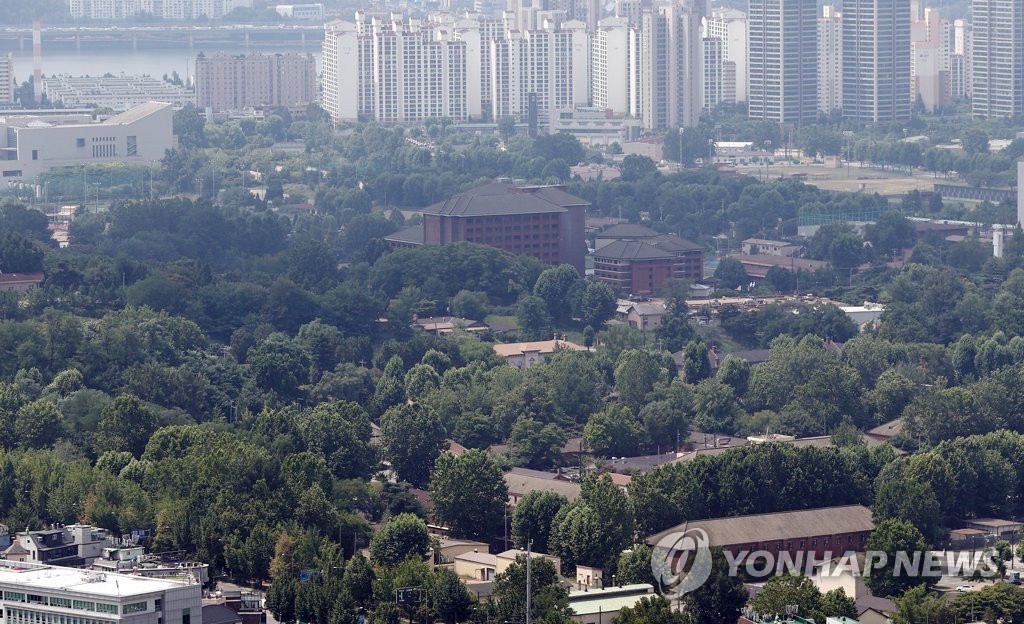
<box><xmin>323</xmin><ymin>13</ymin><xmax>586</xmax><ymax>126</ymax></box>
<box><xmin>491</xmin><ymin>21</ymin><xmax>589</xmax><ymax>125</ymax></box>
<box><xmin>592</xmin><ymin>16</ymin><xmax>633</xmax><ymax>114</ymax></box>
<box><xmin>702</xmin><ymin>37</ymin><xmax>723</xmax><ymax>112</ymax></box>
<box><xmin>911</xmin><ymin>8</ymin><xmax>951</xmax><ymax>113</ymax></box>
<box><xmin>636</xmin><ymin>1</ymin><xmax>704</xmax><ymax>130</ymax></box>
<box><xmin>748</xmin><ymin>0</ymin><xmax>818</xmax><ymax>125</ymax></box>
<box><xmin>972</xmin><ymin>0</ymin><xmax>1024</xmax><ymax>118</ymax></box>
<box><xmin>704</xmin><ymin>8</ymin><xmax>746</xmax><ymax>102</ymax></box>
<box><xmin>195</xmin><ymin>52</ymin><xmax>317</xmax><ymax>112</ymax></box>
<box><xmin>953</xmin><ymin>18</ymin><xmax>972</xmax><ymax>97</ymax></box>
<box><xmin>71</xmin><ymin>0</ymin><xmax>252</xmax><ymax>19</ymax></box>
<box><xmin>842</xmin><ymin>0</ymin><xmax>911</xmax><ymax>123</ymax></box>
<box><xmin>0</xmin><ymin>54</ymin><xmax>14</xmax><ymax>105</ymax></box>
<box><xmin>817</xmin><ymin>5</ymin><xmax>842</xmax><ymax>114</ymax></box>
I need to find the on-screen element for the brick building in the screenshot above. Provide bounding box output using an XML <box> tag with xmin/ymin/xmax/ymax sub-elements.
<box><xmin>645</xmin><ymin>504</ymin><xmax>875</xmax><ymax>565</ymax></box>
<box><xmin>195</xmin><ymin>52</ymin><xmax>317</xmax><ymax>112</ymax></box>
<box><xmin>385</xmin><ymin>182</ymin><xmax>589</xmax><ymax>273</ymax></box>
<box><xmin>592</xmin><ymin>226</ymin><xmax>703</xmax><ymax>294</ymax></box>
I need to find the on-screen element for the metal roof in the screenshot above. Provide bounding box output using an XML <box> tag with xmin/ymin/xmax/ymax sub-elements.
<box><xmin>646</xmin><ymin>505</ymin><xmax>874</xmax><ymax>547</ymax></box>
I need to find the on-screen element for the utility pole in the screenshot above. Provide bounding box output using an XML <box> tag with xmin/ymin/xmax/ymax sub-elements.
<box><xmin>526</xmin><ymin>539</ymin><xmax>532</xmax><ymax>624</ymax></box>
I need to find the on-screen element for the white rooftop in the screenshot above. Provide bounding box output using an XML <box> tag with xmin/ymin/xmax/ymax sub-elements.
<box><xmin>0</xmin><ymin>560</ymin><xmax>195</xmax><ymax>597</ymax></box>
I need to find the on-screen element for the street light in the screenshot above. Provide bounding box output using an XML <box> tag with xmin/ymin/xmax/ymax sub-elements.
<box><xmin>763</xmin><ymin>140</ymin><xmax>773</xmax><ymax>181</ymax></box>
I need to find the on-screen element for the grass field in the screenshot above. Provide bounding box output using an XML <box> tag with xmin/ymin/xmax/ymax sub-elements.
<box><xmin>734</xmin><ymin>162</ymin><xmax>946</xmax><ymax>197</ymax></box>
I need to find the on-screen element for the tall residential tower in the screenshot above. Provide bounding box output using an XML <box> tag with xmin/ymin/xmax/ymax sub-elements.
<box><xmin>747</xmin><ymin>0</ymin><xmax>818</xmax><ymax>125</ymax></box>
<box><xmin>842</xmin><ymin>0</ymin><xmax>911</xmax><ymax>123</ymax></box>
<box><xmin>972</xmin><ymin>0</ymin><xmax>1024</xmax><ymax>118</ymax></box>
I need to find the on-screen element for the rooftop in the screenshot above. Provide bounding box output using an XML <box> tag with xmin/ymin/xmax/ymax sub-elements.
<box><xmin>594</xmin><ymin>240</ymin><xmax>674</xmax><ymax>260</ymax></box>
<box><xmin>492</xmin><ymin>339</ymin><xmax>588</xmax><ymax>358</ymax></box>
<box><xmin>384</xmin><ymin>224</ymin><xmax>424</xmax><ymax>245</ymax></box>
<box><xmin>421</xmin><ymin>183</ymin><xmax>588</xmax><ymax>217</ymax></box>
<box><xmin>504</xmin><ymin>472</ymin><xmax>581</xmax><ymax>502</ymax></box>
<box><xmin>596</xmin><ymin>223</ymin><xmax>659</xmax><ymax>239</ymax></box>
<box><xmin>0</xmin><ymin>559</ymin><xmax>196</xmax><ymax>597</ymax></box>
<box><xmin>646</xmin><ymin>505</ymin><xmax>874</xmax><ymax>547</ymax></box>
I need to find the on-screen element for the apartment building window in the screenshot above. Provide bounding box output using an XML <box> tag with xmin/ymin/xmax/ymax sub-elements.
<box><xmin>76</xmin><ymin>138</ymin><xmax>85</xmax><ymax>147</ymax></box>
<box><xmin>121</xmin><ymin>603</ymin><xmax>146</xmax><ymax>615</ymax></box>
<box><xmin>182</xmin><ymin>608</ymin><xmax>191</xmax><ymax>624</ymax></box>
<box><xmin>127</xmin><ymin>136</ymin><xmax>137</xmax><ymax>157</ymax></box>
<box><xmin>31</xmin><ymin>150</ymin><xmax>38</xmax><ymax>161</ymax></box>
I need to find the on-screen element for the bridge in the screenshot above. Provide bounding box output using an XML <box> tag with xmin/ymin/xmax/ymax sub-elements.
<box><xmin>0</xmin><ymin>25</ymin><xmax>324</xmax><ymax>52</ymax></box>
<box><xmin>934</xmin><ymin>183</ymin><xmax>1017</xmax><ymax>203</ymax></box>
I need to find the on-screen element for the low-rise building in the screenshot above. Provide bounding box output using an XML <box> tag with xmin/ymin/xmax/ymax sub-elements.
<box><xmin>645</xmin><ymin>505</ymin><xmax>875</xmax><ymax>565</ymax></box>
<box><xmin>5</xmin><ymin>525</ymin><xmax>115</xmax><ymax>567</ymax></box>
<box><xmin>42</xmin><ymin>76</ymin><xmax>195</xmax><ymax>112</ymax></box>
<box><xmin>615</xmin><ymin>300</ymin><xmax>667</xmax><ymax>331</ymax></box>
<box><xmin>504</xmin><ymin>469</ymin><xmax>581</xmax><ymax>508</ymax></box>
<box><xmin>0</xmin><ymin>558</ymin><xmax>202</xmax><ymax>624</ymax></box>
<box><xmin>412</xmin><ymin>316</ymin><xmax>489</xmax><ymax>335</ymax></box>
<box><xmin>0</xmin><ymin>272</ymin><xmax>44</xmax><ymax>292</ymax></box>
<box><xmin>735</xmin><ymin>255</ymin><xmax>830</xmax><ymax>279</ymax></box>
<box><xmin>91</xmin><ymin>547</ymin><xmax>209</xmax><ymax>586</ymax></box>
<box><xmin>0</xmin><ymin>102</ymin><xmax>173</xmax><ymax>180</ymax></box>
<box><xmin>741</xmin><ymin>238</ymin><xmax>801</xmax><ymax>257</ymax></box>
<box><xmin>568</xmin><ymin>584</ymin><xmax>654</xmax><ymax>624</ymax></box>
<box><xmin>493</xmin><ymin>339</ymin><xmax>588</xmax><ymax>368</ymax></box>
<box><xmin>274</xmin><ymin>3</ymin><xmax>324</xmax><ymax>19</ymax></box>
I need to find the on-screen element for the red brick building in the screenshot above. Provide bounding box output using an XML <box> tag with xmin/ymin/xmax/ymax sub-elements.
<box><xmin>384</xmin><ymin>182</ymin><xmax>589</xmax><ymax>274</ymax></box>
<box><xmin>592</xmin><ymin>226</ymin><xmax>703</xmax><ymax>295</ymax></box>
<box><xmin>645</xmin><ymin>505</ymin><xmax>875</xmax><ymax>565</ymax></box>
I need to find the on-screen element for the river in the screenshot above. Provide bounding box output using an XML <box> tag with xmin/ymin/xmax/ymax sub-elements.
<box><xmin>7</xmin><ymin>45</ymin><xmax>322</xmax><ymax>81</ymax></box>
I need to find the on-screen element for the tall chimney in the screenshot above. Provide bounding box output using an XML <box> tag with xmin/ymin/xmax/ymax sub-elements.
<box><xmin>32</xmin><ymin>20</ymin><xmax>42</xmax><ymax>103</ymax></box>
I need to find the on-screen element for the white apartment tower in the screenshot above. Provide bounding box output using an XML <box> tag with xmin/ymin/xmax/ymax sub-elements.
<box><xmin>637</xmin><ymin>0</ymin><xmax>705</xmax><ymax>130</ymax></box>
<box><xmin>817</xmin><ymin>6</ymin><xmax>842</xmax><ymax>114</ymax></box>
<box><xmin>704</xmin><ymin>8</ymin><xmax>746</xmax><ymax>102</ymax></box>
<box><xmin>490</xmin><ymin>21</ymin><xmax>589</xmax><ymax>124</ymax></box>
<box><xmin>0</xmin><ymin>54</ymin><xmax>14</xmax><ymax>105</ymax></box>
<box><xmin>912</xmin><ymin>8</ymin><xmax>951</xmax><ymax>113</ymax></box>
<box><xmin>194</xmin><ymin>52</ymin><xmax>317</xmax><ymax>112</ymax></box>
<box><xmin>592</xmin><ymin>16</ymin><xmax>633</xmax><ymax>114</ymax></box>
<box><xmin>972</xmin><ymin>0</ymin><xmax>1024</xmax><ymax>118</ymax></box>
<box><xmin>842</xmin><ymin>0</ymin><xmax>911</xmax><ymax>123</ymax></box>
<box><xmin>702</xmin><ymin>37</ymin><xmax>723</xmax><ymax>112</ymax></box>
<box><xmin>748</xmin><ymin>0</ymin><xmax>818</xmax><ymax>125</ymax></box>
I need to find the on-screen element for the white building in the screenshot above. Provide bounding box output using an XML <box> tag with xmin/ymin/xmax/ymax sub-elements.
<box><xmin>911</xmin><ymin>8</ymin><xmax>951</xmax><ymax>113</ymax></box>
<box><xmin>42</xmin><ymin>76</ymin><xmax>195</xmax><ymax>111</ymax></box>
<box><xmin>591</xmin><ymin>16</ymin><xmax>633</xmax><ymax>115</ymax></box>
<box><xmin>71</xmin><ymin>0</ymin><xmax>252</xmax><ymax>19</ymax></box>
<box><xmin>274</xmin><ymin>3</ymin><xmax>324</xmax><ymax>19</ymax></box>
<box><xmin>636</xmin><ymin>1</ymin><xmax>705</xmax><ymax>130</ymax></box>
<box><xmin>704</xmin><ymin>8</ymin><xmax>747</xmax><ymax>102</ymax></box>
<box><xmin>0</xmin><ymin>559</ymin><xmax>201</xmax><ymax>624</ymax></box>
<box><xmin>5</xmin><ymin>525</ymin><xmax>114</xmax><ymax>567</ymax></box>
<box><xmin>0</xmin><ymin>102</ymin><xmax>173</xmax><ymax>180</ymax></box>
<box><xmin>0</xmin><ymin>54</ymin><xmax>14</xmax><ymax>105</ymax></box>
<box><xmin>702</xmin><ymin>37</ymin><xmax>723</xmax><ymax>112</ymax></box>
<box><xmin>817</xmin><ymin>6</ymin><xmax>842</xmax><ymax>114</ymax></box>
<box><xmin>195</xmin><ymin>52</ymin><xmax>317</xmax><ymax>112</ymax></box>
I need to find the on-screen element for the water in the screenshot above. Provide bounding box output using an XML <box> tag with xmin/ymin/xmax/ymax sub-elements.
<box><xmin>7</xmin><ymin>46</ymin><xmax>322</xmax><ymax>82</ymax></box>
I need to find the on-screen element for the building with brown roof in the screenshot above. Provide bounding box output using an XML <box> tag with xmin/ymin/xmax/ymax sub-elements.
<box><xmin>0</xmin><ymin>272</ymin><xmax>44</xmax><ymax>292</ymax></box>
<box><xmin>493</xmin><ymin>339</ymin><xmax>588</xmax><ymax>368</ymax></box>
<box><xmin>384</xmin><ymin>182</ymin><xmax>589</xmax><ymax>274</ymax></box>
<box><xmin>735</xmin><ymin>254</ymin><xmax>830</xmax><ymax>279</ymax></box>
<box><xmin>593</xmin><ymin>232</ymin><xmax>704</xmax><ymax>295</ymax></box>
<box><xmin>504</xmin><ymin>470</ymin><xmax>581</xmax><ymax>508</ymax></box>
<box><xmin>645</xmin><ymin>505</ymin><xmax>875</xmax><ymax>563</ymax></box>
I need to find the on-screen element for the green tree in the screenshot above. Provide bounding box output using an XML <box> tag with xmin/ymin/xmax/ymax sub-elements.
<box><xmin>865</xmin><ymin>519</ymin><xmax>935</xmax><ymax>598</ymax></box>
<box><xmin>717</xmin><ymin>357</ymin><xmax>751</xmax><ymax>396</ymax></box>
<box><xmin>872</xmin><ymin>478</ymin><xmax>943</xmax><ymax>545</ymax></box>
<box><xmin>749</xmin><ymin>575</ymin><xmax>823</xmax><ymax>621</ymax></box>
<box><xmin>578</xmin><ymin>281</ymin><xmax>617</xmax><ymax>328</ymax></box>
<box><xmin>15</xmin><ymin>399</ymin><xmax>63</xmax><ymax>449</ymax></box>
<box><xmin>511</xmin><ymin>490</ymin><xmax>569</xmax><ymax>554</ymax></box>
<box><xmin>583</xmin><ymin>404</ymin><xmax>645</xmax><ymax>457</ymax></box>
<box><xmin>404</xmin><ymin>363</ymin><xmax>440</xmax><ymax>401</ymax></box>
<box><xmin>682</xmin><ymin>341</ymin><xmax>711</xmax><ymax>384</ymax></box>
<box><xmin>534</xmin><ymin>264</ymin><xmax>581</xmax><ymax>323</ymax></box>
<box><xmin>509</xmin><ymin>417</ymin><xmax>567</xmax><ymax>469</ymax></box>
<box><xmin>492</xmin><ymin>555</ymin><xmax>572</xmax><ymax>624</ymax></box>
<box><xmin>549</xmin><ymin>474</ymin><xmax>635</xmax><ymax>573</ymax></box>
<box><xmin>615</xmin><ymin>349</ymin><xmax>668</xmax><ymax>412</ymax></box>
<box><xmin>429</xmin><ymin>567</ymin><xmax>473</xmax><ymax>623</ymax></box>
<box><xmin>714</xmin><ymin>258</ymin><xmax>749</xmax><ymax>290</ymax></box>
<box><xmin>94</xmin><ymin>393</ymin><xmax>157</xmax><ymax>458</ymax></box>
<box><xmin>247</xmin><ymin>333</ymin><xmax>311</xmax><ymax>399</ymax></box>
<box><xmin>429</xmin><ymin>450</ymin><xmax>508</xmax><ymax>541</ymax></box>
<box><xmin>677</xmin><ymin>548</ymin><xmax>749</xmax><ymax>624</ymax></box>
<box><xmin>380</xmin><ymin>403</ymin><xmax>446</xmax><ymax>488</ymax></box>
<box><xmin>613</xmin><ymin>596</ymin><xmax>685</xmax><ymax>624</ymax></box>
<box><xmin>617</xmin><ymin>545</ymin><xmax>656</xmax><ymax>585</ymax></box>
<box><xmin>266</xmin><ymin>575</ymin><xmax>298</xmax><ymax>624</ymax></box>
<box><xmin>517</xmin><ymin>295</ymin><xmax>552</xmax><ymax>341</ymax></box>
<box><xmin>692</xmin><ymin>378</ymin><xmax>741</xmax><ymax>434</ymax></box>
<box><xmin>369</xmin><ymin>513</ymin><xmax>430</xmax><ymax>567</ymax></box>
<box><xmin>0</xmin><ymin>233</ymin><xmax>44</xmax><ymax>273</ymax></box>
<box><xmin>449</xmin><ymin>289</ymin><xmax>490</xmax><ymax>320</ymax></box>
